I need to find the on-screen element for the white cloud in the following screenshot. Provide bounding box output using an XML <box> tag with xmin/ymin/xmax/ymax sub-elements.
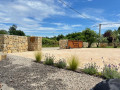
<box><xmin>52</xmin><ymin>23</ymin><xmax>82</xmax><ymax>29</ymax></box>
<box><xmin>12</xmin><ymin>5</ymin><xmax>29</xmax><ymax>11</ymax></box>
<box><xmin>72</xmin><ymin>13</ymin><xmax>105</xmax><ymax>22</ymax></box>
<box><xmin>117</xmin><ymin>14</ymin><xmax>120</xmax><ymax>17</ymax></box>
<box><xmin>70</xmin><ymin>8</ymin><xmax>105</xmax><ymax>22</ymax></box>
<box><xmin>92</xmin><ymin>21</ymin><xmax>120</xmax><ymax>30</ymax></box>
<box><xmin>52</xmin><ymin>23</ymin><xmax>64</xmax><ymax>26</ymax></box>
<box><xmin>71</xmin><ymin>24</ymin><xmax>82</xmax><ymax>27</ymax></box>
<box><xmin>0</xmin><ymin>0</ymin><xmax>66</xmax><ymax>32</ymax></box>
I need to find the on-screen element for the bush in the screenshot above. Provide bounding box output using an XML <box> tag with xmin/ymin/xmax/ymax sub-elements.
<box><xmin>68</xmin><ymin>56</ymin><xmax>79</xmax><ymax>71</ymax></box>
<box><xmin>56</xmin><ymin>59</ymin><xmax>66</xmax><ymax>68</ymax></box>
<box><xmin>35</xmin><ymin>52</ymin><xmax>42</xmax><ymax>62</ymax></box>
<box><xmin>102</xmin><ymin>64</ymin><xmax>120</xmax><ymax>79</ymax></box>
<box><xmin>44</xmin><ymin>54</ymin><xmax>55</xmax><ymax>65</ymax></box>
<box><xmin>42</xmin><ymin>38</ymin><xmax>59</xmax><ymax>47</ymax></box>
<box><xmin>83</xmin><ymin>63</ymin><xmax>98</xmax><ymax>75</ymax></box>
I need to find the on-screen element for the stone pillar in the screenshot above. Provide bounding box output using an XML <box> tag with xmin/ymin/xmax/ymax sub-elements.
<box><xmin>59</xmin><ymin>39</ymin><xmax>68</xmax><ymax>49</ymax></box>
<box><xmin>28</xmin><ymin>36</ymin><xmax>42</xmax><ymax>51</ymax></box>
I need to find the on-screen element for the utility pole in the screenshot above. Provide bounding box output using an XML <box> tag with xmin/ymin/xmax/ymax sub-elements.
<box><xmin>97</xmin><ymin>24</ymin><xmax>102</xmax><ymax>47</ymax></box>
<box><xmin>99</xmin><ymin>24</ymin><xmax>101</xmax><ymax>37</ymax></box>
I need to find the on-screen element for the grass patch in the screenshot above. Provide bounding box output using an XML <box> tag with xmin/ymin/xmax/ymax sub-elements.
<box><xmin>35</xmin><ymin>51</ymin><xmax>42</xmax><ymax>62</ymax></box>
<box><xmin>68</xmin><ymin>56</ymin><xmax>79</xmax><ymax>71</ymax></box>
<box><xmin>44</xmin><ymin>54</ymin><xmax>55</xmax><ymax>65</ymax></box>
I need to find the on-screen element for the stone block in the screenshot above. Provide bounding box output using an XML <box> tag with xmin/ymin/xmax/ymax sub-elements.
<box><xmin>0</xmin><ymin>54</ymin><xmax>7</xmax><ymax>61</ymax></box>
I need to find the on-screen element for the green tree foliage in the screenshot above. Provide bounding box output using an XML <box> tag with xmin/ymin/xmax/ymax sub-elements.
<box><xmin>56</xmin><ymin>34</ymin><xmax>65</xmax><ymax>41</ymax></box>
<box><xmin>118</xmin><ymin>27</ymin><xmax>120</xmax><ymax>34</ymax></box>
<box><xmin>82</xmin><ymin>28</ymin><xmax>97</xmax><ymax>48</ymax></box>
<box><xmin>117</xmin><ymin>27</ymin><xmax>120</xmax><ymax>41</ymax></box>
<box><xmin>103</xmin><ymin>30</ymin><xmax>113</xmax><ymax>43</ymax></box>
<box><xmin>103</xmin><ymin>29</ymin><xmax>120</xmax><ymax>48</ymax></box>
<box><xmin>66</xmin><ymin>32</ymin><xmax>84</xmax><ymax>40</ymax></box>
<box><xmin>0</xmin><ymin>30</ymin><xmax>8</xmax><ymax>34</ymax></box>
<box><xmin>42</xmin><ymin>37</ymin><xmax>59</xmax><ymax>47</ymax></box>
<box><xmin>111</xmin><ymin>30</ymin><xmax>119</xmax><ymax>48</ymax></box>
<box><xmin>9</xmin><ymin>24</ymin><xmax>25</xmax><ymax>36</ymax></box>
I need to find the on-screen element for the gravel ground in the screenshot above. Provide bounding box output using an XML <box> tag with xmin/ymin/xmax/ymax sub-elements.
<box><xmin>0</xmin><ymin>54</ymin><xmax>103</xmax><ymax>90</ymax></box>
<box><xmin>10</xmin><ymin>48</ymin><xmax>120</xmax><ymax>71</ymax></box>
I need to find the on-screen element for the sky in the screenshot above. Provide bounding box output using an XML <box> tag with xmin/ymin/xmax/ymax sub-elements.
<box><xmin>0</xmin><ymin>0</ymin><xmax>120</xmax><ymax>37</ymax></box>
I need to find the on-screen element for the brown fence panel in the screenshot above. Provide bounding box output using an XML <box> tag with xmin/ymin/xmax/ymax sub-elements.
<box><xmin>68</xmin><ymin>40</ymin><xmax>83</xmax><ymax>48</ymax></box>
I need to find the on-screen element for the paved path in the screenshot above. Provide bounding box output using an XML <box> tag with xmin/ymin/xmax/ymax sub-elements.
<box><xmin>0</xmin><ymin>55</ymin><xmax>103</xmax><ymax>90</ymax></box>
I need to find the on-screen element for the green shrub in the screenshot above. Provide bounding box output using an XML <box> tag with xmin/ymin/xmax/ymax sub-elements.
<box><xmin>83</xmin><ymin>63</ymin><xmax>98</xmax><ymax>75</ymax></box>
<box><xmin>42</xmin><ymin>38</ymin><xmax>59</xmax><ymax>47</ymax></box>
<box><xmin>102</xmin><ymin>64</ymin><xmax>120</xmax><ymax>79</ymax></box>
<box><xmin>44</xmin><ymin>54</ymin><xmax>55</xmax><ymax>65</ymax></box>
<box><xmin>96</xmin><ymin>72</ymin><xmax>102</xmax><ymax>76</ymax></box>
<box><xmin>35</xmin><ymin>52</ymin><xmax>42</xmax><ymax>62</ymax></box>
<box><xmin>56</xmin><ymin>59</ymin><xmax>66</xmax><ymax>68</ymax></box>
<box><xmin>68</xmin><ymin>56</ymin><xmax>79</xmax><ymax>71</ymax></box>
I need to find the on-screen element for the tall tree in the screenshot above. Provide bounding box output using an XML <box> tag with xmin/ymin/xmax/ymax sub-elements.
<box><xmin>103</xmin><ymin>30</ymin><xmax>113</xmax><ymax>43</ymax></box>
<box><xmin>9</xmin><ymin>24</ymin><xmax>17</xmax><ymax>35</ymax></box>
<box><xmin>8</xmin><ymin>24</ymin><xmax>25</xmax><ymax>36</ymax></box>
<box><xmin>82</xmin><ymin>28</ymin><xmax>97</xmax><ymax>48</ymax></box>
<box><xmin>56</xmin><ymin>34</ymin><xmax>64</xmax><ymax>41</ymax></box>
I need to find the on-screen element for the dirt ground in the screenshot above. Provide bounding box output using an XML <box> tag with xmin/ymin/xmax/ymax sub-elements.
<box><xmin>9</xmin><ymin>47</ymin><xmax>120</xmax><ymax>71</ymax></box>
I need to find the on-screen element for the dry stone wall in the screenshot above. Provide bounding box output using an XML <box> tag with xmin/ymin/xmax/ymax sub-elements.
<box><xmin>1</xmin><ymin>35</ymin><xmax>28</xmax><ymax>53</ymax></box>
<box><xmin>0</xmin><ymin>52</ymin><xmax>7</xmax><ymax>61</ymax></box>
<box><xmin>59</xmin><ymin>39</ymin><xmax>120</xmax><ymax>48</ymax></box>
<box><xmin>28</xmin><ymin>37</ymin><xmax>42</xmax><ymax>51</ymax></box>
<box><xmin>0</xmin><ymin>35</ymin><xmax>4</xmax><ymax>52</ymax></box>
<box><xmin>83</xmin><ymin>42</ymin><xmax>88</xmax><ymax>48</ymax></box>
<box><xmin>0</xmin><ymin>35</ymin><xmax>42</xmax><ymax>53</ymax></box>
<box><xmin>59</xmin><ymin>39</ymin><xmax>68</xmax><ymax>49</ymax></box>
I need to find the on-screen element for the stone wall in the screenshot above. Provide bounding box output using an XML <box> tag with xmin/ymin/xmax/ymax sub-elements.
<box><xmin>28</xmin><ymin>36</ymin><xmax>42</xmax><ymax>51</ymax></box>
<box><xmin>0</xmin><ymin>52</ymin><xmax>7</xmax><ymax>61</ymax></box>
<box><xmin>59</xmin><ymin>39</ymin><xmax>120</xmax><ymax>48</ymax></box>
<box><xmin>0</xmin><ymin>35</ymin><xmax>28</xmax><ymax>53</ymax></box>
<box><xmin>0</xmin><ymin>35</ymin><xmax>42</xmax><ymax>53</ymax></box>
<box><xmin>83</xmin><ymin>42</ymin><xmax>88</xmax><ymax>48</ymax></box>
<box><xmin>0</xmin><ymin>35</ymin><xmax>4</xmax><ymax>52</ymax></box>
<box><xmin>59</xmin><ymin>39</ymin><xmax>68</xmax><ymax>49</ymax></box>
<box><xmin>100</xmin><ymin>43</ymin><xmax>108</xmax><ymax>48</ymax></box>
<box><xmin>91</xmin><ymin>43</ymin><xmax>97</xmax><ymax>48</ymax></box>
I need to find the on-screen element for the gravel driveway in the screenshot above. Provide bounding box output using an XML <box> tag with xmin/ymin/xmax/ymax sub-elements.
<box><xmin>10</xmin><ymin>48</ymin><xmax>120</xmax><ymax>71</ymax></box>
<box><xmin>0</xmin><ymin>55</ymin><xmax>103</xmax><ymax>90</ymax></box>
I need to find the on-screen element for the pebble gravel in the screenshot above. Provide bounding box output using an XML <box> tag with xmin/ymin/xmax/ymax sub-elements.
<box><xmin>0</xmin><ymin>54</ymin><xmax>103</xmax><ymax>90</ymax></box>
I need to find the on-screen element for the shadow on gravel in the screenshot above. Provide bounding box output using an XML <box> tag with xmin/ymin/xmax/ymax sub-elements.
<box><xmin>0</xmin><ymin>56</ymin><xmax>66</xmax><ymax>90</ymax></box>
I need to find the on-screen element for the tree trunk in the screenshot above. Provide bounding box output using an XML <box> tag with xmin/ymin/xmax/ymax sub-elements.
<box><xmin>88</xmin><ymin>43</ymin><xmax>92</xmax><ymax>48</ymax></box>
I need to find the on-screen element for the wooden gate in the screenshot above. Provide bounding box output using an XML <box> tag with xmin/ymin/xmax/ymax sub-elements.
<box><xmin>67</xmin><ymin>40</ymin><xmax>83</xmax><ymax>48</ymax></box>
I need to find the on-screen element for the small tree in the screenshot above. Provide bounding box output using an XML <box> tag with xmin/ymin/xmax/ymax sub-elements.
<box><xmin>8</xmin><ymin>24</ymin><xmax>25</xmax><ymax>36</ymax></box>
<box><xmin>9</xmin><ymin>24</ymin><xmax>17</xmax><ymax>35</ymax></box>
<box><xmin>82</xmin><ymin>28</ymin><xmax>97</xmax><ymax>48</ymax></box>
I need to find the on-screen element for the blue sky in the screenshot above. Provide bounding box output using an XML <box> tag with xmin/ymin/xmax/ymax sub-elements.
<box><xmin>0</xmin><ymin>0</ymin><xmax>120</xmax><ymax>37</ymax></box>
